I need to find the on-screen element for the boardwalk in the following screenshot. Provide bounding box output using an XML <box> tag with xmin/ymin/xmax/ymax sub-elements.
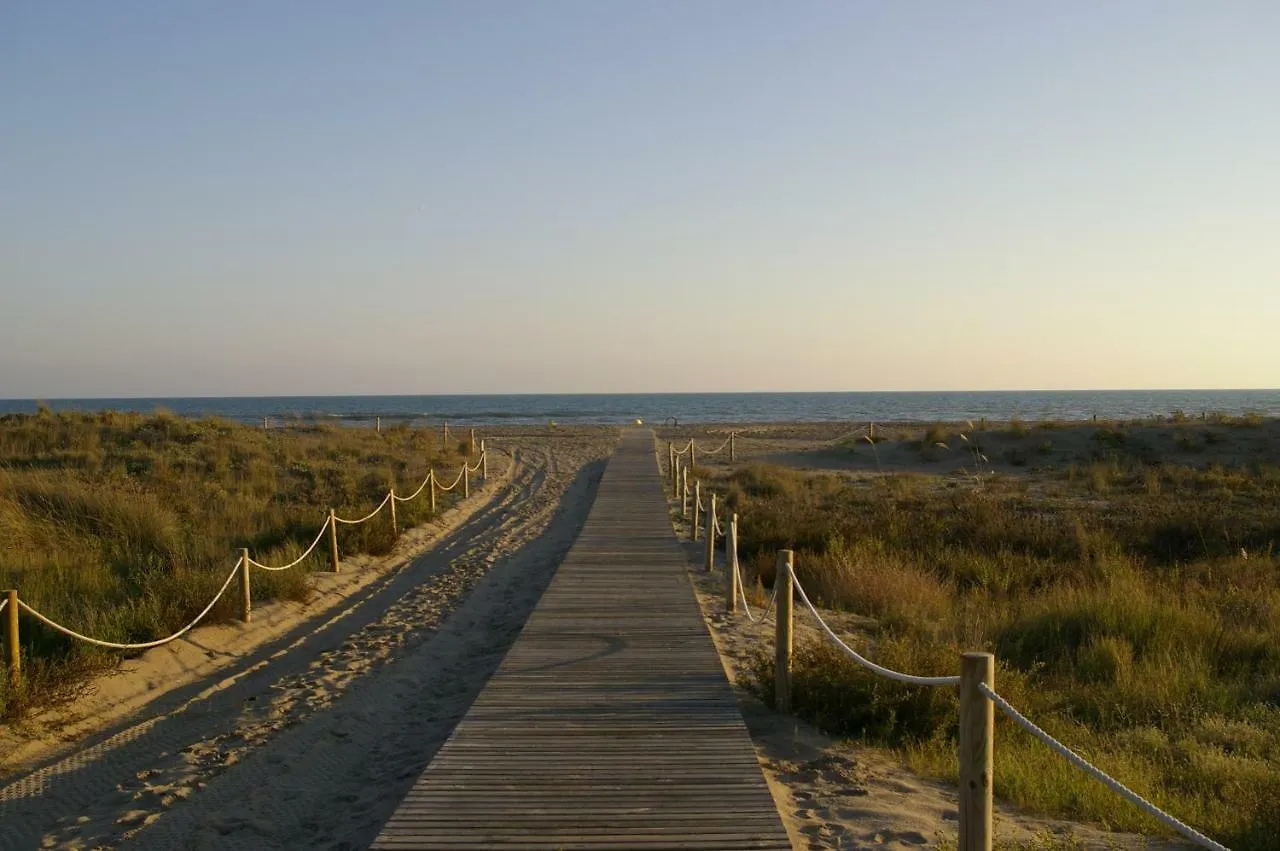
<box><xmin>373</xmin><ymin>429</ymin><xmax>791</xmax><ymax>849</ymax></box>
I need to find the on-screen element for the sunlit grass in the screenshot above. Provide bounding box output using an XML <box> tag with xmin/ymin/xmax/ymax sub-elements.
<box><xmin>0</xmin><ymin>409</ymin><xmax>471</xmax><ymax>717</ymax></box>
<box><xmin>721</xmin><ymin>437</ymin><xmax>1280</xmax><ymax>849</ymax></box>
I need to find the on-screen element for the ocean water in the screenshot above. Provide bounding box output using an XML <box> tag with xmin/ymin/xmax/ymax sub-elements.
<box><xmin>0</xmin><ymin>391</ymin><xmax>1277</xmax><ymax>426</ymax></box>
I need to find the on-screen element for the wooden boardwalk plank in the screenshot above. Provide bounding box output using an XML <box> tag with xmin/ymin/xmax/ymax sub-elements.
<box><xmin>372</xmin><ymin>429</ymin><xmax>791</xmax><ymax>850</ymax></box>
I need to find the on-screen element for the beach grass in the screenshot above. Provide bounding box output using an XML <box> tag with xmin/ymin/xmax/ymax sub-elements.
<box><xmin>0</xmin><ymin>408</ymin><xmax>470</xmax><ymax>718</ymax></box>
<box><xmin>716</xmin><ymin>421</ymin><xmax>1280</xmax><ymax>849</ymax></box>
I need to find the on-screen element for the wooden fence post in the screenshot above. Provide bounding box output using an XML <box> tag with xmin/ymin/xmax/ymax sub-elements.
<box><xmin>690</xmin><ymin>441</ymin><xmax>697</xmax><ymax>471</ymax></box>
<box><xmin>692</xmin><ymin>482</ymin><xmax>701</xmax><ymax>541</ymax></box>
<box><xmin>470</xmin><ymin>428</ymin><xmax>476</xmax><ymax>456</ymax></box>
<box><xmin>775</xmin><ymin>550</ymin><xmax>794</xmax><ymax>712</ymax></box>
<box><xmin>672</xmin><ymin>457</ymin><xmax>681</xmax><ymax>500</ymax></box>
<box><xmin>429</xmin><ymin>471</ymin><xmax>437</xmax><ymax>514</ymax></box>
<box><xmin>464</xmin><ymin>463</ymin><xmax>470</xmax><ymax>499</ymax></box>
<box><xmin>681</xmin><ymin>468</ymin><xmax>689</xmax><ymax>518</ymax></box>
<box><xmin>668</xmin><ymin>442</ymin><xmax>674</xmax><ymax>481</ymax></box>
<box><xmin>442</xmin><ymin>420</ymin><xmax>449</xmax><ymax>444</ymax></box>
<box><xmin>726</xmin><ymin>514</ymin><xmax>740</xmax><ymax>612</ymax></box>
<box><xmin>481</xmin><ymin>441</ymin><xmax>488</xmax><ymax>481</ymax></box>
<box><xmin>5</xmin><ymin>589</ymin><xmax>19</xmax><ymax>687</ymax></box>
<box><xmin>704</xmin><ymin>493</ymin><xmax>717</xmax><ymax>571</ymax></box>
<box><xmin>959</xmin><ymin>652</ymin><xmax>995</xmax><ymax>851</ymax></box>
<box><xmin>328</xmin><ymin>509</ymin><xmax>340</xmax><ymax>573</ymax></box>
<box><xmin>239</xmin><ymin>548</ymin><xmax>252</xmax><ymax>623</ymax></box>
<box><xmin>389</xmin><ymin>490</ymin><xmax>398</xmax><ymax>537</ymax></box>
<box><xmin>376</xmin><ymin>416</ymin><xmax>381</xmax><ymax>433</ymax></box>
<box><xmin>730</xmin><ymin>431</ymin><xmax>736</xmax><ymax>462</ymax></box>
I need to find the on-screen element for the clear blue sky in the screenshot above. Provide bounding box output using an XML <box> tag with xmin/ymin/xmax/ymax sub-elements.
<box><xmin>3</xmin><ymin>2</ymin><xmax>1278</xmax><ymax>397</ymax></box>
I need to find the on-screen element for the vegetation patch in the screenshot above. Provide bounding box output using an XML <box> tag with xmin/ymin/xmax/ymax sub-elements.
<box><xmin>0</xmin><ymin>410</ymin><xmax>472</xmax><ymax>718</ymax></box>
<box><xmin>720</xmin><ymin>443</ymin><xmax>1280</xmax><ymax>849</ymax></box>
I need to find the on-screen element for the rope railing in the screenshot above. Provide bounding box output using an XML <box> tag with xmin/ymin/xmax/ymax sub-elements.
<box><xmin>3</xmin><ymin>447</ymin><xmax>491</xmax><ymax>679</ymax></box>
<box><xmin>658</xmin><ymin>445</ymin><xmax>1228</xmax><ymax>851</ymax></box>
<box><xmin>791</xmin><ymin>573</ymin><xmax>960</xmax><ymax>687</ymax></box>
<box><xmin>246</xmin><ymin>517</ymin><xmax>333</xmax><ymax>572</ymax></box>
<box><xmin>17</xmin><ymin>559</ymin><xmax>243</xmax><ymax>651</ymax></box>
<box><xmin>980</xmin><ymin>683</ymin><xmax>1228</xmax><ymax>851</ymax></box>
<box><xmin>668</xmin><ymin>433</ymin><xmax>737</xmax><ymax>468</ymax></box>
<box><xmin>696</xmin><ymin>435</ymin><xmax>733</xmax><ymax>456</ymax></box>
<box><xmin>433</xmin><ymin>466</ymin><xmax>467</xmax><ymax>492</ymax></box>
<box><xmin>333</xmin><ymin>491</ymin><xmax>393</xmax><ymax>525</ymax></box>
<box><xmin>733</xmin><ymin>560</ymin><xmax>780</xmax><ymax>624</ymax></box>
<box><xmin>392</xmin><ymin>470</ymin><xmax>434</xmax><ymax>503</ymax></box>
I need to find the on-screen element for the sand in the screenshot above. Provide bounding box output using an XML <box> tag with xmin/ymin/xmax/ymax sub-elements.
<box><xmin>0</xmin><ymin>431</ymin><xmax>616</xmax><ymax>850</ymax></box>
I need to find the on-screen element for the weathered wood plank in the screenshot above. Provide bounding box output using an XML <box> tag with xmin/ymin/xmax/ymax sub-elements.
<box><xmin>372</xmin><ymin>430</ymin><xmax>791</xmax><ymax>850</ymax></box>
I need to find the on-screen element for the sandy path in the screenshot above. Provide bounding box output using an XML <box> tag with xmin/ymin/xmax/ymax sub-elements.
<box><xmin>0</xmin><ymin>435</ymin><xmax>614</xmax><ymax>850</ymax></box>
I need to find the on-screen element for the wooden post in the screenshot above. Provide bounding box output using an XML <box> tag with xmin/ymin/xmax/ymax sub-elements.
<box><xmin>239</xmin><ymin>548</ymin><xmax>252</xmax><ymax>623</ymax></box>
<box><xmin>681</xmin><ymin>468</ymin><xmax>689</xmax><ymax>518</ymax></box>
<box><xmin>692</xmin><ymin>482</ymin><xmax>701</xmax><ymax>541</ymax></box>
<box><xmin>429</xmin><ymin>470</ymin><xmax>437</xmax><ymax>513</ymax></box>
<box><xmin>376</xmin><ymin>416</ymin><xmax>381</xmax><ymax>433</ymax></box>
<box><xmin>668</xmin><ymin>443</ymin><xmax>675</xmax><ymax>480</ymax></box>
<box><xmin>959</xmin><ymin>653</ymin><xmax>995</xmax><ymax>851</ymax></box>
<box><xmin>690</xmin><ymin>441</ymin><xmax>697</xmax><ymax>471</ymax></box>
<box><xmin>672</xmin><ymin>457</ymin><xmax>681</xmax><ymax>500</ymax></box>
<box><xmin>727</xmin><ymin>514</ymin><xmax>740</xmax><ymax>612</ymax></box>
<box><xmin>464</xmin><ymin>463</ymin><xmax>470</xmax><ymax>499</ymax></box>
<box><xmin>704</xmin><ymin>493</ymin><xmax>716</xmax><ymax>571</ymax></box>
<box><xmin>480</xmin><ymin>440</ymin><xmax>488</xmax><ymax>480</ymax></box>
<box><xmin>775</xmin><ymin>550</ymin><xmax>794</xmax><ymax>712</ymax></box>
<box><xmin>442</xmin><ymin>420</ymin><xmax>449</xmax><ymax>444</ymax></box>
<box><xmin>389</xmin><ymin>490</ymin><xmax>398</xmax><ymax>537</ymax></box>
<box><xmin>730</xmin><ymin>431</ymin><xmax>736</xmax><ymax>462</ymax></box>
<box><xmin>263</xmin><ymin>416</ymin><xmax>269</xmax><ymax>430</ymax></box>
<box><xmin>328</xmin><ymin>509</ymin><xmax>340</xmax><ymax>573</ymax></box>
<box><xmin>5</xmin><ymin>589</ymin><xmax>18</xmax><ymax>687</ymax></box>
<box><xmin>470</xmin><ymin>428</ymin><xmax>476</xmax><ymax>455</ymax></box>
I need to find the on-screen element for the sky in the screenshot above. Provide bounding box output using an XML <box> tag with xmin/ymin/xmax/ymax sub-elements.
<box><xmin>2</xmin><ymin>1</ymin><xmax>1278</xmax><ymax>397</ymax></box>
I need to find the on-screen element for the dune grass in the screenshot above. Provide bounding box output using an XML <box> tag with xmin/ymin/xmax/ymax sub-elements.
<box><xmin>0</xmin><ymin>409</ymin><xmax>473</xmax><ymax>718</ymax></box>
<box><xmin>719</xmin><ymin>437</ymin><xmax>1280</xmax><ymax>849</ymax></box>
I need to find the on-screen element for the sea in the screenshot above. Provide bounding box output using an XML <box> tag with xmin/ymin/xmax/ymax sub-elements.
<box><xmin>0</xmin><ymin>391</ymin><xmax>1277</xmax><ymax>427</ymax></box>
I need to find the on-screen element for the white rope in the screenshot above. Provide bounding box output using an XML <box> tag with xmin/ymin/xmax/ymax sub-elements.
<box><xmin>0</xmin><ymin>597</ymin><xmax>6</xmax><ymax>616</ymax></box>
<box><xmin>433</xmin><ymin>466</ymin><xmax>466</xmax><ymax>493</ymax></box>
<box><xmin>733</xmin><ymin>558</ymin><xmax>780</xmax><ymax>624</ymax></box>
<box><xmin>672</xmin><ymin>440</ymin><xmax>694</xmax><ymax>456</ymax></box>
<box><xmin>791</xmin><ymin>574</ymin><xmax>961</xmax><ymax>687</ymax></box>
<box><xmin>333</xmin><ymin>491</ymin><xmax>392</xmax><ymax>525</ymax></box>
<box><xmin>393</xmin><ymin>470</ymin><xmax>433</xmax><ymax>503</ymax></box>
<box><xmin>979</xmin><ymin>683</ymin><xmax>1229</xmax><ymax>850</ymax></box>
<box><xmin>17</xmin><ymin>559</ymin><xmax>244</xmax><ymax>650</ymax></box>
<box><xmin>247</xmin><ymin>516</ymin><xmax>331</xmax><ymax>572</ymax></box>
<box><xmin>696</xmin><ymin>436</ymin><xmax>733</xmax><ymax>456</ymax></box>
<box><xmin>465</xmin><ymin>452</ymin><xmax>485</xmax><ymax>474</ymax></box>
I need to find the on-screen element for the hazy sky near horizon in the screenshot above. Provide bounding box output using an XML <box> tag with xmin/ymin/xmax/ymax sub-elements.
<box><xmin>3</xmin><ymin>2</ymin><xmax>1278</xmax><ymax>397</ymax></box>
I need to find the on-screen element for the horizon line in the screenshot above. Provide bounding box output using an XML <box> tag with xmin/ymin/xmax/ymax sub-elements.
<box><xmin>4</xmin><ymin>387</ymin><xmax>1280</xmax><ymax>403</ymax></box>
